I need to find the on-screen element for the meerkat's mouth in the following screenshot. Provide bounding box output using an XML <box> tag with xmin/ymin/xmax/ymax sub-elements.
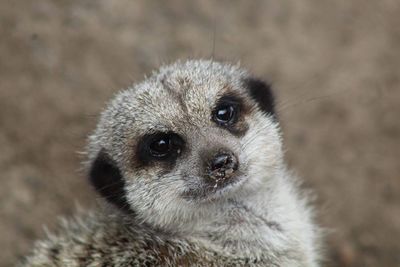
<box><xmin>182</xmin><ymin>171</ymin><xmax>247</xmax><ymax>201</ymax></box>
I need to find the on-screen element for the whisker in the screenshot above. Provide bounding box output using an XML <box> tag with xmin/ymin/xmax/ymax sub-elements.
<box><xmin>241</xmin><ymin>123</ymin><xmax>271</xmax><ymax>150</ymax></box>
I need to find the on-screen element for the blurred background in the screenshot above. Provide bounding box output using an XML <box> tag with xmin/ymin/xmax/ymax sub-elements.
<box><xmin>1</xmin><ymin>1</ymin><xmax>399</xmax><ymax>266</ymax></box>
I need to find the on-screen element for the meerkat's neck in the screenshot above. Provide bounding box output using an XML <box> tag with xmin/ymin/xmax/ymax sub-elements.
<box><xmin>188</xmin><ymin>171</ymin><xmax>296</xmax><ymax>257</ymax></box>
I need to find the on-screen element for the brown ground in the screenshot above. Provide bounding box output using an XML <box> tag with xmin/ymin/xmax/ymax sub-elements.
<box><xmin>1</xmin><ymin>1</ymin><xmax>399</xmax><ymax>266</ymax></box>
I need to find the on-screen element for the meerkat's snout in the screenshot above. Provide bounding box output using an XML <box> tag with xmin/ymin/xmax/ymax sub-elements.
<box><xmin>206</xmin><ymin>151</ymin><xmax>238</xmax><ymax>185</ymax></box>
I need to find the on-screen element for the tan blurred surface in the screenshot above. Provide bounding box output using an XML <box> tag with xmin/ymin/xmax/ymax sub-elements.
<box><xmin>1</xmin><ymin>1</ymin><xmax>399</xmax><ymax>266</ymax></box>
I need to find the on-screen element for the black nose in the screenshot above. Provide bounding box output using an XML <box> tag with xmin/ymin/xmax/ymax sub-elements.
<box><xmin>208</xmin><ymin>152</ymin><xmax>238</xmax><ymax>180</ymax></box>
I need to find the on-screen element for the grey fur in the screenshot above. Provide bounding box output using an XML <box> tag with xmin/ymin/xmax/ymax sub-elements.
<box><xmin>20</xmin><ymin>60</ymin><xmax>321</xmax><ymax>267</ymax></box>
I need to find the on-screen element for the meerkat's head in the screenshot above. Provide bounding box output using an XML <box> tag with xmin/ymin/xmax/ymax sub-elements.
<box><xmin>87</xmin><ymin>60</ymin><xmax>284</xmax><ymax>232</ymax></box>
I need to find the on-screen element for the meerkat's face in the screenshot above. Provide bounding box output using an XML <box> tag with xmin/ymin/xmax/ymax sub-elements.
<box><xmin>88</xmin><ymin>60</ymin><xmax>283</xmax><ymax>230</ymax></box>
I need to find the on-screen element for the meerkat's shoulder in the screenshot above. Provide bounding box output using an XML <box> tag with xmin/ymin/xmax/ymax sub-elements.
<box><xmin>20</xmin><ymin>208</ymin><xmax>275</xmax><ymax>267</ymax></box>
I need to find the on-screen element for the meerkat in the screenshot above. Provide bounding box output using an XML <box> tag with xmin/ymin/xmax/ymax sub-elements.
<box><xmin>20</xmin><ymin>60</ymin><xmax>321</xmax><ymax>267</ymax></box>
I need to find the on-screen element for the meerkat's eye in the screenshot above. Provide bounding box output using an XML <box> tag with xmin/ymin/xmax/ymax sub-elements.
<box><xmin>144</xmin><ymin>132</ymin><xmax>184</xmax><ymax>160</ymax></box>
<box><xmin>214</xmin><ymin>105</ymin><xmax>237</xmax><ymax>125</ymax></box>
<box><xmin>212</xmin><ymin>95</ymin><xmax>241</xmax><ymax>127</ymax></box>
<box><xmin>149</xmin><ymin>135</ymin><xmax>171</xmax><ymax>157</ymax></box>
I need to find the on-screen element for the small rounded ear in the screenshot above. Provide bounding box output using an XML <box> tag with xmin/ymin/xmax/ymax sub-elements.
<box><xmin>243</xmin><ymin>77</ymin><xmax>276</xmax><ymax>116</ymax></box>
<box><xmin>89</xmin><ymin>149</ymin><xmax>132</xmax><ymax>213</ymax></box>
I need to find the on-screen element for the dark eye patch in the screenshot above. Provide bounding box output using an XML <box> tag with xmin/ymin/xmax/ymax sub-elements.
<box><xmin>212</xmin><ymin>94</ymin><xmax>241</xmax><ymax>127</ymax></box>
<box><xmin>212</xmin><ymin>93</ymin><xmax>249</xmax><ymax>136</ymax></box>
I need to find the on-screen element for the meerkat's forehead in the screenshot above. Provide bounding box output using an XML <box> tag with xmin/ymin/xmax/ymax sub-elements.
<box><xmin>109</xmin><ymin>60</ymin><xmax>250</xmax><ymax>132</ymax></box>
<box><xmin>137</xmin><ymin>60</ymin><xmax>248</xmax><ymax>103</ymax></box>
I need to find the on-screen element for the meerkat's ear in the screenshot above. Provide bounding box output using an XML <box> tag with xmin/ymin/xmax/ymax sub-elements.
<box><xmin>89</xmin><ymin>149</ymin><xmax>132</xmax><ymax>213</ymax></box>
<box><xmin>243</xmin><ymin>77</ymin><xmax>275</xmax><ymax>116</ymax></box>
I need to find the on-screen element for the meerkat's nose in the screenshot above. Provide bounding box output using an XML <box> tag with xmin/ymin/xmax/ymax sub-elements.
<box><xmin>207</xmin><ymin>151</ymin><xmax>238</xmax><ymax>181</ymax></box>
